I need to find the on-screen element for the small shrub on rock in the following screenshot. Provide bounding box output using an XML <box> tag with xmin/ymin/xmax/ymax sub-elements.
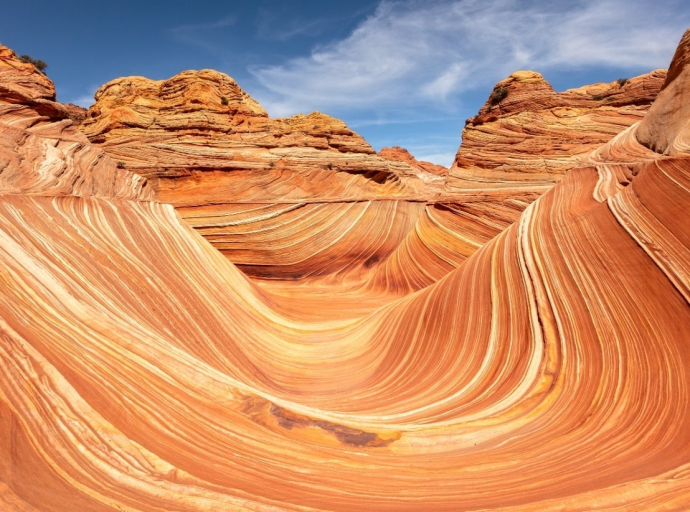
<box><xmin>490</xmin><ymin>87</ymin><xmax>509</xmax><ymax>105</ymax></box>
<box><xmin>592</xmin><ymin>94</ymin><xmax>604</xmax><ymax>101</ymax></box>
<box><xmin>221</xmin><ymin>96</ymin><xmax>229</xmax><ymax>106</ymax></box>
<box><xmin>116</xmin><ymin>161</ymin><xmax>126</xmax><ymax>169</ymax></box>
<box><xmin>616</xmin><ymin>78</ymin><xmax>628</xmax><ymax>87</ymax></box>
<box><xmin>19</xmin><ymin>54</ymin><xmax>47</xmax><ymax>73</ymax></box>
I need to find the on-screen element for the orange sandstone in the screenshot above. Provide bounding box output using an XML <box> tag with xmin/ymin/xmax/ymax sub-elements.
<box><xmin>1</xmin><ymin>31</ymin><xmax>689</xmax><ymax>511</ymax></box>
<box><xmin>446</xmin><ymin>68</ymin><xmax>666</xmax><ymax>192</ymax></box>
<box><xmin>80</xmin><ymin>65</ymin><xmax>665</xmax><ymax>291</ymax></box>
<box><xmin>80</xmin><ymin>71</ymin><xmax>447</xmax><ymax>285</ymax></box>
<box><xmin>378</xmin><ymin>146</ymin><xmax>449</xmax><ymax>176</ymax></box>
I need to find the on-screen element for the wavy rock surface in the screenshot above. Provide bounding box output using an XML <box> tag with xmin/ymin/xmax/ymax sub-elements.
<box><xmin>637</xmin><ymin>29</ymin><xmax>690</xmax><ymax>154</ymax></box>
<box><xmin>79</xmin><ymin>66</ymin><xmax>663</xmax><ymax>292</ymax></box>
<box><xmin>2</xmin><ymin>31</ymin><xmax>690</xmax><ymax>511</ymax></box>
<box><xmin>80</xmin><ymin>71</ymin><xmax>447</xmax><ymax>285</ymax></box>
<box><xmin>378</xmin><ymin>146</ymin><xmax>449</xmax><ymax>176</ymax></box>
<box><xmin>0</xmin><ymin>47</ymin><xmax>151</xmax><ymax>200</ymax></box>
<box><xmin>446</xmin><ymin>68</ymin><xmax>666</xmax><ymax>192</ymax></box>
<box><xmin>384</xmin><ymin>67</ymin><xmax>670</xmax><ymax>293</ymax></box>
<box><xmin>80</xmin><ymin>71</ymin><xmax>444</xmax><ymax>202</ymax></box>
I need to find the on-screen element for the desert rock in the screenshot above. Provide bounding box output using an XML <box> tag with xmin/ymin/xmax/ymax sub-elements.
<box><xmin>1</xmin><ymin>31</ymin><xmax>689</xmax><ymax>511</ymax></box>
<box><xmin>446</xmin><ymin>68</ymin><xmax>666</xmax><ymax>192</ymax></box>
<box><xmin>378</xmin><ymin>146</ymin><xmax>449</xmax><ymax>176</ymax></box>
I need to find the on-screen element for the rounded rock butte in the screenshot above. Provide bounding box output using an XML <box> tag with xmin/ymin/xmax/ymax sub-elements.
<box><xmin>0</xmin><ymin>28</ymin><xmax>689</xmax><ymax>511</ymax></box>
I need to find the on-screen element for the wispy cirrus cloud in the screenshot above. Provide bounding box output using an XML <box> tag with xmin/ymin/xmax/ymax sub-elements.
<box><xmin>254</xmin><ymin>5</ymin><xmax>376</xmax><ymax>42</ymax></box>
<box><xmin>169</xmin><ymin>16</ymin><xmax>237</xmax><ymax>53</ymax></box>
<box><xmin>250</xmin><ymin>0</ymin><xmax>688</xmax><ymax>117</ymax></box>
<box><xmin>255</xmin><ymin>9</ymin><xmax>336</xmax><ymax>42</ymax></box>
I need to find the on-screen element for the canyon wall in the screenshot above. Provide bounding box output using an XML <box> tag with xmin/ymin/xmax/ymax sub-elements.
<box><xmin>79</xmin><ymin>71</ymin><xmax>445</xmax><ymax>286</ymax></box>
<box><xmin>79</xmin><ymin>64</ymin><xmax>666</xmax><ymax>293</ymax></box>
<box><xmin>0</xmin><ymin>30</ymin><xmax>689</xmax><ymax>511</ymax></box>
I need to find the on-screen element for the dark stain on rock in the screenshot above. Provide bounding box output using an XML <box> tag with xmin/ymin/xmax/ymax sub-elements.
<box><xmin>268</xmin><ymin>403</ymin><xmax>397</xmax><ymax>448</ymax></box>
<box><xmin>363</xmin><ymin>253</ymin><xmax>381</xmax><ymax>268</ymax></box>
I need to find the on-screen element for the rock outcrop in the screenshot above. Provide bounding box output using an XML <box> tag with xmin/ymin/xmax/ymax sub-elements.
<box><xmin>79</xmin><ymin>71</ymin><xmax>447</xmax><ymax>285</ymax></box>
<box><xmin>382</xmin><ymin>67</ymin><xmax>669</xmax><ymax>293</ymax></box>
<box><xmin>79</xmin><ymin>66</ymin><xmax>666</xmax><ymax>291</ymax></box>
<box><xmin>445</xmin><ymin>68</ymin><xmax>666</xmax><ymax>192</ymax></box>
<box><xmin>636</xmin><ymin>29</ymin><xmax>690</xmax><ymax>154</ymax></box>
<box><xmin>1</xmin><ymin>28</ymin><xmax>690</xmax><ymax>512</ymax></box>
<box><xmin>61</xmin><ymin>102</ymin><xmax>87</xmax><ymax>125</ymax></box>
<box><xmin>80</xmin><ymin>71</ymin><xmax>444</xmax><ymax>203</ymax></box>
<box><xmin>0</xmin><ymin>46</ymin><xmax>151</xmax><ymax>200</ymax></box>
<box><xmin>378</xmin><ymin>146</ymin><xmax>449</xmax><ymax>176</ymax></box>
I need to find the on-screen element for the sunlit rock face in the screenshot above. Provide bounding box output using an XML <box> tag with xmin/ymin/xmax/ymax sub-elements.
<box><xmin>378</xmin><ymin>63</ymin><xmax>669</xmax><ymax>293</ymax></box>
<box><xmin>79</xmin><ymin>70</ymin><xmax>446</xmax><ymax>286</ymax></box>
<box><xmin>79</xmin><ymin>65</ymin><xmax>665</xmax><ymax>293</ymax></box>
<box><xmin>79</xmin><ymin>70</ymin><xmax>446</xmax><ymax>200</ymax></box>
<box><xmin>1</xmin><ymin>29</ymin><xmax>690</xmax><ymax>511</ymax></box>
<box><xmin>0</xmin><ymin>47</ymin><xmax>151</xmax><ymax>200</ymax></box>
<box><xmin>446</xmin><ymin>68</ymin><xmax>667</xmax><ymax>192</ymax></box>
<box><xmin>636</xmin><ymin>29</ymin><xmax>690</xmax><ymax>155</ymax></box>
<box><xmin>378</xmin><ymin>146</ymin><xmax>449</xmax><ymax>176</ymax></box>
<box><xmin>397</xmin><ymin>66</ymin><xmax>670</xmax><ymax>293</ymax></box>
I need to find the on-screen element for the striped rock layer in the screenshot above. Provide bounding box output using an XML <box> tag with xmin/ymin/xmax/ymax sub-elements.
<box><xmin>0</xmin><ymin>28</ymin><xmax>690</xmax><ymax>512</ymax></box>
<box><xmin>78</xmin><ymin>70</ymin><xmax>452</xmax><ymax>291</ymax></box>
<box><xmin>80</xmin><ymin>62</ymin><xmax>666</xmax><ymax>294</ymax></box>
<box><xmin>446</xmin><ymin>68</ymin><xmax>667</xmax><ymax>192</ymax></box>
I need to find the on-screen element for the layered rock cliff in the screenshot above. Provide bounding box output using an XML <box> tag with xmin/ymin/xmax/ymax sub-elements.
<box><xmin>80</xmin><ymin>71</ymin><xmax>444</xmax><ymax>203</ymax></box>
<box><xmin>378</xmin><ymin>146</ymin><xmax>449</xmax><ymax>176</ymax></box>
<box><xmin>1</xmin><ymin>28</ymin><xmax>690</xmax><ymax>512</ymax></box>
<box><xmin>445</xmin><ymin>68</ymin><xmax>667</xmax><ymax>192</ymax></box>
<box><xmin>78</xmin><ymin>64</ymin><xmax>666</xmax><ymax>291</ymax></box>
<box><xmin>79</xmin><ymin>71</ymin><xmax>447</xmax><ymax>285</ymax></box>
<box><xmin>637</xmin><ymin>29</ymin><xmax>690</xmax><ymax>154</ymax></box>
<box><xmin>0</xmin><ymin>47</ymin><xmax>151</xmax><ymax>200</ymax></box>
<box><xmin>385</xmin><ymin>67</ymin><xmax>669</xmax><ymax>292</ymax></box>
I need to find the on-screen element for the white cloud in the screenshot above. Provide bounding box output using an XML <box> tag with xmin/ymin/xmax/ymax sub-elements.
<box><xmin>69</xmin><ymin>94</ymin><xmax>95</xmax><ymax>108</ymax></box>
<box><xmin>250</xmin><ymin>0</ymin><xmax>689</xmax><ymax>117</ymax></box>
<box><xmin>255</xmin><ymin>7</ymin><xmax>353</xmax><ymax>42</ymax></box>
<box><xmin>63</xmin><ymin>85</ymin><xmax>99</xmax><ymax>108</ymax></box>
<box><xmin>169</xmin><ymin>17</ymin><xmax>237</xmax><ymax>53</ymax></box>
<box><xmin>422</xmin><ymin>63</ymin><xmax>465</xmax><ymax>100</ymax></box>
<box><xmin>414</xmin><ymin>151</ymin><xmax>457</xmax><ymax>167</ymax></box>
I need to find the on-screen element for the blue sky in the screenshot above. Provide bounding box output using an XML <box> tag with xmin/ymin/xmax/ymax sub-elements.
<box><xmin>1</xmin><ymin>0</ymin><xmax>688</xmax><ymax>166</ymax></box>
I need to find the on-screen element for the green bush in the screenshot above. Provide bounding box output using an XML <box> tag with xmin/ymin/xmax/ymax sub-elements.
<box><xmin>592</xmin><ymin>94</ymin><xmax>604</xmax><ymax>101</ymax></box>
<box><xmin>19</xmin><ymin>54</ymin><xmax>47</xmax><ymax>73</ymax></box>
<box><xmin>616</xmin><ymin>78</ymin><xmax>628</xmax><ymax>87</ymax></box>
<box><xmin>490</xmin><ymin>87</ymin><xmax>509</xmax><ymax>105</ymax></box>
<box><xmin>221</xmin><ymin>96</ymin><xmax>229</xmax><ymax>106</ymax></box>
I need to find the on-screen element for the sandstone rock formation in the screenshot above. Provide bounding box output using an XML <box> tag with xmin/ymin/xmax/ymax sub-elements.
<box><xmin>62</xmin><ymin>102</ymin><xmax>87</xmax><ymax>125</ymax></box>
<box><xmin>378</xmin><ymin>146</ymin><xmax>449</xmax><ymax>176</ymax></box>
<box><xmin>79</xmin><ymin>64</ymin><xmax>665</xmax><ymax>293</ymax></box>
<box><xmin>0</xmin><ymin>46</ymin><xmax>151</xmax><ymax>200</ymax></box>
<box><xmin>393</xmin><ymin>67</ymin><xmax>670</xmax><ymax>292</ymax></box>
<box><xmin>80</xmin><ymin>71</ymin><xmax>444</xmax><ymax>202</ymax></box>
<box><xmin>79</xmin><ymin>70</ymin><xmax>447</xmax><ymax>286</ymax></box>
<box><xmin>445</xmin><ymin>68</ymin><xmax>666</xmax><ymax>192</ymax></box>
<box><xmin>636</xmin><ymin>29</ymin><xmax>690</xmax><ymax>154</ymax></box>
<box><xmin>1</xmin><ymin>28</ymin><xmax>690</xmax><ymax>511</ymax></box>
